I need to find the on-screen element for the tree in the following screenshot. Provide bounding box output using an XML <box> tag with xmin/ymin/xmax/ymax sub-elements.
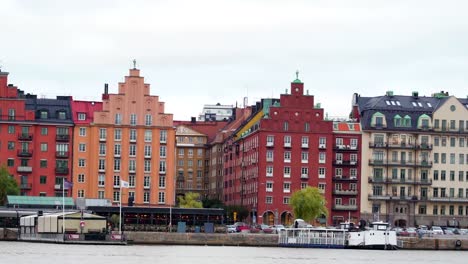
<box><xmin>290</xmin><ymin>186</ymin><xmax>328</xmax><ymax>222</ymax></box>
<box><xmin>178</xmin><ymin>192</ymin><xmax>203</xmax><ymax>208</ymax></box>
<box><xmin>202</xmin><ymin>197</ymin><xmax>224</xmax><ymax>208</ymax></box>
<box><xmin>0</xmin><ymin>166</ymin><xmax>20</xmax><ymax>205</ymax></box>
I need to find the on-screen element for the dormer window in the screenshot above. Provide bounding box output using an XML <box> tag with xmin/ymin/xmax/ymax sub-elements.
<box><xmin>58</xmin><ymin>111</ymin><xmax>66</xmax><ymax>120</ymax></box>
<box><xmin>403</xmin><ymin>115</ymin><xmax>412</xmax><ymax>127</ymax></box>
<box><xmin>371</xmin><ymin>112</ymin><xmax>386</xmax><ymax>128</ymax></box>
<box><xmin>40</xmin><ymin>110</ymin><xmax>48</xmax><ymax>119</ymax></box>
<box><xmin>394</xmin><ymin>114</ymin><xmax>402</xmax><ymax>127</ymax></box>
<box><xmin>78</xmin><ymin>113</ymin><xmax>86</xmax><ymax>121</ymax></box>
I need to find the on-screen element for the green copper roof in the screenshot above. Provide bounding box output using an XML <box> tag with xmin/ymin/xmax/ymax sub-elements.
<box><xmin>7</xmin><ymin>195</ymin><xmax>74</xmax><ymax>206</ymax></box>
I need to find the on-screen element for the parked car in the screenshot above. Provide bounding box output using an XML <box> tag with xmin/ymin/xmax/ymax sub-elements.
<box><xmin>234</xmin><ymin>222</ymin><xmax>250</xmax><ymax>232</ymax></box>
<box><xmin>226</xmin><ymin>225</ymin><xmax>236</xmax><ymax>233</ymax></box>
<box><xmin>431</xmin><ymin>226</ymin><xmax>444</xmax><ymax>235</ymax></box>
<box><xmin>271</xmin><ymin>224</ymin><xmax>286</xmax><ymax>234</ymax></box>
<box><xmin>406</xmin><ymin>227</ymin><xmax>418</xmax><ymax>237</ymax></box>
<box><xmin>260</xmin><ymin>224</ymin><xmax>274</xmax><ymax>234</ymax></box>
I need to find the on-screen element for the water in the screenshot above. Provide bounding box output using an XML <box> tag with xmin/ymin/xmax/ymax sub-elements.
<box><xmin>0</xmin><ymin>241</ymin><xmax>466</xmax><ymax>264</ymax></box>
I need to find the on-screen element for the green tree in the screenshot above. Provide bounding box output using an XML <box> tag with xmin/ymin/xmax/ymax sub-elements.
<box><xmin>290</xmin><ymin>186</ymin><xmax>327</xmax><ymax>222</ymax></box>
<box><xmin>202</xmin><ymin>197</ymin><xmax>224</xmax><ymax>208</ymax></box>
<box><xmin>178</xmin><ymin>192</ymin><xmax>203</xmax><ymax>208</ymax></box>
<box><xmin>0</xmin><ymin>166</ymin><xmax>20</xmax><ymax>205</ymax></box>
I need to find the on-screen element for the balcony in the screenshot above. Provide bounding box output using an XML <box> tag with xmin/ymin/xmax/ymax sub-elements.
<box><xmin>56</xmin><ymin>134</ymin><xmax>70</xmax><ymax>142</ymax></box>
<box><xmin>301</xmin><ymin>143</ymin><xmax>309</xmax><ymax>148</ymax></box>
<box><xmin>333</xmin><ymin>175</ymin><xmax>358</xmax><ymax>181</ymax></box>
<box><xmin>20</xmin><ymin>183</ymin><xmax>32</xmax><ymax>190</ymax></box>
<box><xmin>54</xmin><ymin>184</ymin><xmax>63</xmax><ymax>190</ymax></box>
<box><xmin>266</xmin><ymin>141</ymin><xmax>274</xmax><ymax>147</ymax></box>
<box><xmin>334</xmin><ymin>160</ymin><xmax>358</xmax><ymax>166</ymax></box>
<box><xmin>55</xmin><ymin>167</ymin><xmax>69</xmax><ymax>175</ymax></box>
<box><xmin>333</xmin><ymin>204</ymin><xmax>358</xmax><ymax>211</ymax></box>
<box><xmin>144</xmin><ymin>184</ymin><xmax>151</xmax><ymax>190</ymax></box>
<box><xmin>417</xmin><ymin>143</ymin><xmax>433</xmax><ymax>150</ymax></box>
<box><xmin>334</xmin><ymin>145</ymin><xmax>358</xmax><ymax>151</ymax></box>
<box><xmin>144</xmin><ymin>154</ymin><xmax>152</xmax><ymax>159</ymax></box>
<box><xmin>368</xmin><ymin>194</ymin><xmax>390</xmax><ymax>200</ymax></box>
<box><xmin>300</xmin><ymin>174</ymin><xmax>309</xmax><ymax>179</ymax></box>
<box><xmin>387</xmin><ymin>143</ymin><xmax>416</xmax><ymax>149</ymax></box>
<box><xmin>18</xmin><ymin>133</ymin><xmax>33</xmax><ymax>141</ymax></box>
<box><xmin>284</xmin><ymin>142</ymin><xmax>291</xmax><ymax>148</ymax></box>
<box><xmin>418</xmin><ymin>125</ymin><xmax>432</xmax><ymax>131</ymax></box>
<box><xmin>17</xmin><ymin>149</ymin><xmax>33</xmax><ymax>157</ymax></box>
<box><xmin>368</xmin><ymin>177</ymin><xmax>385</xmax><ymax>183</ymax></box>
<box><xmin>17</xmin><ymin>166</ymin><xmax>32</xmax><ymax>173</ymax></box>
<box><xmin>266</xmin><ymin>157</ymin><xmax>273</xmax><ymax>162</ymax></box>
<box><xmin>368</xmin><ymin>159</ymin><xmax>386</xmax><ymax>166</ymax></box>
<box><xmin>159</xmin><ymin>169</ymin><xmax>166</xmax><ymax>175</ymax></box>
<box><xmin>333</xmin><ymin>189</ymin><xmax>358</xmax><ymax>196</ymax></box>
<box><xmin>99</xmin><ymin>137</ymin><xmax>107</xmax><ymax>142</ymax></box>
<box><xmin>114</xmin><ymin>152</ymin><xmax>121</xmax><ymax>158</ymax></box>
<box><xmin>369</xmin><ymin>142</ymin><xmax>387</xmax><ymax>148</ymax></box>
<box><xmin>368</xmin><ymin>194</ymin><xmax>419</xmax><ymax>201</ymax></box>
<box><xmin>429</xmin><ymin>196</ymin><xmax>468</xmax><ymax>202</ymax></box>
<box><xmin>318</xmin><ymin>144</ymin><xmax>326</xmax><ymax>149</ymax></box>
<box><xmin>56</xmin><ymin>151</ymin><xmax>69</xmax><ymax>158</ymax></box>
<box><xmin>417</xmin><ymin>160</ymin><xmax>433</xmax><ymax>168</ymax></box>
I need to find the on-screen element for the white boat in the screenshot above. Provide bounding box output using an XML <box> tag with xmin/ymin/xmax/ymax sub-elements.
<box><xmin>346</xmin><ymin>221</ymin><xmax>399</xmax><ymax>250</ymax></box>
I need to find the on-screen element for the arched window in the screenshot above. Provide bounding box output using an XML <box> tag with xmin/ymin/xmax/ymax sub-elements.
<box><xmin>403</xmin><ymin>115</ymin><xmax>411</xmax><ymax>127</ymax></box>
<box><xmin>394</xmin><ymin>114</ymin><xmax>402</xmax><ymax>127</ymax></box>
<box><xmin>417</xmin><ymin>114</ymin><xmax>431</xmax><ymax>129</ymax></box>
<box><xmin>371</xmin><ymin>112</ymin><xmax>386</xmax><ymax>128</ymax></box>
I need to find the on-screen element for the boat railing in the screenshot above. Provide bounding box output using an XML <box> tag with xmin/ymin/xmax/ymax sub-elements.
<box><xmin>278</xmin><ymin>228</ymin><xmax>347</xmax><ymax>247</ymax></box>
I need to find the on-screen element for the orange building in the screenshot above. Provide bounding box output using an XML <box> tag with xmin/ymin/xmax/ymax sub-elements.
<box><xmin>72</xmin><ymin>67</ymin><xmax>176</xmax><ymax>206</ymax></box>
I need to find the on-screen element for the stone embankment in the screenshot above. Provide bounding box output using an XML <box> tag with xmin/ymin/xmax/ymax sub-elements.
<box><xmin>399</xmin><ymin>236</ymin><xmax>468</xmax><ymax>250</ymax></box>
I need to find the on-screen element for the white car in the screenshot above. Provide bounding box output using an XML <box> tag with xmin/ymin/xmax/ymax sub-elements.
<box><xmin>226</xmin><ymin>225</ymin><xmax>236</xmax><ymax>233</ymax></box>
<box><xmin>431</xmin><ymin>226</ymin><xmax>444</xmax><ymax>235</ymax></box>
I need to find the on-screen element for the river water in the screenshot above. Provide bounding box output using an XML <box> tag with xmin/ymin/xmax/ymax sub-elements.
<box><xmin>1</xmin><ymin>241</ymin><xmax>466</xmax><ymax>264</ymax></box>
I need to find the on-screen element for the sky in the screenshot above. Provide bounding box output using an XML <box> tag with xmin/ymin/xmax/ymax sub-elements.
<box><xmin>1</xmin><ymin>0</ymin><xmax>468</xmax><ymax>120</ymax></box>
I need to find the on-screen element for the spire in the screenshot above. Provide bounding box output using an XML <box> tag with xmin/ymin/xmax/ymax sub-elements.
<box><xmin>293</xmin><ymin>69</ymin><xmax>302</xmax><ymax>83</ymax></box>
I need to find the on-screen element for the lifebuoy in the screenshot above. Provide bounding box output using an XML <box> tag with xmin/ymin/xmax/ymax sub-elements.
<box><xmin>455</xmin><ymin>240</ymin><xmax>462</xmax><ymax>247</ymax></box>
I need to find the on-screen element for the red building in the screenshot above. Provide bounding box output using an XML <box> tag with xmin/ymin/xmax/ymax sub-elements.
<box><xmin>331</xmin><ymin>121</ymin><xmax>362</xmax><ymax>225</ymax></box>
<box><xmin>0</xmin><ymin>70</ymin><xmax>74</xmax><ymax>197</ymax></box>
<box><xmin>223</xmin><ymin>76</ymin><xmax>335</xmax><ymax>226</ymax></box>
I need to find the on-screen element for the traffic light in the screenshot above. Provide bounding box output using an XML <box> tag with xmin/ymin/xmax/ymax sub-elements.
<box><xmin>233</xmin><ymin>211</ymin><xmax>237</xmax><ymax>221</ymax></box>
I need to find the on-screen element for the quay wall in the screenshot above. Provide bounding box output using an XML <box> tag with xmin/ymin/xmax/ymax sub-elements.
<box><xmin>399</xmin><ymin>237</ymin><xmax>468</xmax><ymax>250</ymax></box>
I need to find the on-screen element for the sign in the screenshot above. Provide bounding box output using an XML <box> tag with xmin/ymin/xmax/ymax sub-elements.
<box><xmin>80</xmin><ymin>221</ymin><xmax>85</xmax><ymax>228</ymax></box>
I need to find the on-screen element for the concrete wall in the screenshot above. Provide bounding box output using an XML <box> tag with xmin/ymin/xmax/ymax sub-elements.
<box><xmin>400</xmin><ymin>237</ymin><xmax>468</xmax><ymax>250</ymax></box>
<box><xmin>126</xmin><ymin>232</ymin><xmax>278</xmax><ymax>247</ymax></box>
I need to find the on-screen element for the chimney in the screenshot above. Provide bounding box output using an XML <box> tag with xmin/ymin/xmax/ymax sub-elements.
<box><xmin>191</xmin><ymin>117</ymin><xmax>196</xmax><ymax>123</ymax></box>
<box><xmin>104</xmin><ymin>83</ymin><xmax>108</xmax><ymax>94</ymax></box>
<box><xmin>412</xmin><ymin>91</ymin><xmax>419</xmax><ymax>98</ymax></box>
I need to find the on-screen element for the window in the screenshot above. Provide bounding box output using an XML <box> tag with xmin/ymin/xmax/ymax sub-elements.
<box><xmin>79</xmin><ymin>127</ymin><xmax>86</xmax><ymax>136</ymax></box>
<box><xmin>99</xmin><ymin>143</ymin><xmax>106</xmax><ymax>155</ymax></box>
<box><xmin>78</xmin><ymin>143</ymin><xmax>86</xmax><ymax>152</ymax></box>
<box><xmin>266</xmin><ymin>166</ymin><xmax>273</xmax><ymax>177</ymax></box>
<box><xmin>284</xmin><ymin>166</ymin><xmax>291</xmax><ymax>177</ymax></box>
<box><xmin>159</xmin><ymin>176</ymin><xmax>166</xmax><ymax>188</ymax></box>
<box><xmin>78</xmin><ymin>113</ymin><xmax>86</xmax><ymax>120</ymax></box>
<box><xmin>301</xmin><ymin>152</ymin><xmax>309</xmax><ymax>163</ymax></box>
<box><xmin>130</xmin><ymin>114</ymin><xmax>137</xmax><ymax>126</ymax></box>
<box><xmin>7</xmin><ymin>141</ymin><xmax>14</xmax><ymax>150</ymax></box>
<box><xmin>144</xmin><ymin>160</ymin><xmax>151</xmax><ymax>172</ymax></box>
<box><xmin>187</xmin><ymin>160</ymin><xmax>193</xmax><ymax>167</ymax></box>
<box><xmin>283</xmin><ymin>121</ymin><xmax>289</xmax><ymax>131</ymax></box>
<box><xmin>58</xmin><ymin>111</ymin><xmax>66</xmax><ymax>120</ymax></box>
<box><xmin>433</xmin><ymin>170</ymin><xmax>439</xmax><ymax>180</ymax></box>
<box><xmin>160</xmin><ymin>146</ymin><xmax>166</xmax><ymax>158</ymax></box>
<box><xmin>441</xmin><ymin>153</ymin><xmax>446</xmax><ymax>164</ymax></box>
<box><xmin>450</xmin><ymin>137</ymin><xmax>456</xmax><ymax>147</ymax></box>
<box><xmin>301</xmin><ymin>136</ymin><xmax>309</xmax><ymax>146</ymax></box>
<box><xmin>301</xmin><ymin>167</ymin><xmax>308</xmax><ymax>177</ymax></box>
<box><xmin>144</xmin><ymin>130</ymin><xmax>152</xmax><ymax>142</ymax></box>
<box><xmin>144</xmin><ymin>176</ymin><xmax>151</xmax><ymax>188</ymax></box>
<box><xmin>266</xmin><ymin>151</ymin><xmax>274</xmax><ymax>162</ymax></box>
<box><xmin>318</xmin><ymin>167</ymin><xmax>326</xmax><ymax>178</ymax></box>
<box><xmin>77</xmin><ymin>190</ymin><xmax>84</xmax><ymax>198</ymax></box>
<box><xmin>99</xmin><ymin>128</ymin><xmax>107</xmax><ymax>140</ymax></box>
<box><xmin>178</xmin><ymin>149</ymin><xmax>185</xmax><ymax>156</ymax></box>
<box><xmin>145</xmin><ymin>114</ymin><xmax>152</xmax><ymax>126</ymax></box>
<box><xmin>266</xmin><ymin>182</ymin><xmax>273</xmax><ymax>192</ymax></box>
<box><xmin>77</xmin><ymin>174</ymin><xmax>85</xmax><ymax>183</ymax></box>
<box><xmin>98</xmin><ymin>175</ymin><xmax>105</xmax><ymax>186</ymax></box>
<box><xmin>114</xmin><ymin>129</ymin><xmax>122</xmax><ymax>141</ymax></box>
<box><xmin>159</xmin><ymin>161</ymin><xmax>166</xmax><ymax>173</ymax></box>
<box><xmin>98</xmin><ymin>159</ymin><xmax>105</xmax><ymax>171</ymax></box>
<box><xmin>283</xmin><ymin>182</ymin><xmax>291</xmax><ymax>193</ymax></box>
<box><xmin>284</xmin><ymin>135</ymin><xmax>291</xmax><ymax>147</ymax></box>
<box><xmin>144</xmin><ymin>145</ymin><xmax>152</xmax><ymax>157</ymax></box>
<box><xmin>335</xmin><ymin>168</ymin><xmax>342</xmax><ymax>177</ymax></box>
<box><xmin>130</xmin><ymin>129</ymin><xmax>137</xmax><ymax>141</ymax></box>
<box><xmin>129</xmin><ymin>160</ymin><xmax>136</xmax><ymax>172</ymax></box>
<box><xmin>129</xmin><ymin>145</ymin><xmax>136</xmax><ymax>156</ymax></box>
<box><xmin>114</xmin><ymin>159</ymin><xmax>121</xmax><ymax>171</ymax></box>
<box><xmin>40</xmin><ymin>160</ymin><xmax>47</xmax><ymax>168</ymax></box>
<box><xmin>319</xmin><ymin>137</ymin><xmax>326</xmax><ymax>146</ymax></box>
<box><xmin>113</xmin><ymin>175</ymin><xmax>120</xmax><ymax>187</ymax></box>
<box><xmin>319</xmin><ymin>152</ymin><xmax>326</xmax><ymax>163</ymax></box>
<box><xmin>283</xmin><ymin>197</ymin><xmax>290</xmax><ymax>204</ymax></box>
<box><xmin>301</xmin><ymin>183</ymin><xmax>308</xmax><ymax>189</ymax></box>
<box><xmin>160</xmin><ymin>130</ymin><xmax>167</xmax><ymax>143</ymax></box>
<box><xmin>40</xmin><ymin>111</ymin><xmax>48</xmax><ymax>119</ymax></box>
<box><xmin>128</xmin><ymin>175</ymin><xmax>135</xmax><ymax>187</ymax></box>
<box><xmin>114</xmin><ymin>144</ymin><xmax>121</xmax><ymax>156</ymax></box>
<box><xmin>284</xmin><ymin>151</ymin><xmax>291</xmax><ymax>162</ymax></box>
<box><xmin>113</xmin><ymin>191</ymin><xmax>120</xmax><ymax>202</ymax></box>
<box><xmin>158</xmin><ymin>192</ymin><xmax>165</xmax><ymax>204</ymax></box>
<box><xmin>78</xmin><ymin>159</ymin><xmax>85</xmax><ymax>167</ymax></box>
<box><xmin>335</xmin><ymin>198</ymin><xmax>342</xmax><ymax>205</ymax></box>
<box><xmin>7</xmin><ymin>159</ymin><xmax>14</xmax><ymax>167</ymax></box>
<box><xmin>115</xmin><ymin>113</ymin><xmax>122</xmax><ymax>125</ymax></box>
<box><xmin>197</xmin><ymin>149</ymin><xmax>203</xmax><ymax>156</ymax></box>
<box><xmin>304</xmin><ymin>122</ymin><xmax>310</xmax><ymax>132</ymax></box>
<box><xmin>41</xmin><ymin>143</ymin><xmax>47</xmax><ymax>152</ymax></box>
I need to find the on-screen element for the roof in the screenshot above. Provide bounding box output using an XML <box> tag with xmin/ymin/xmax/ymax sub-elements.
<box><xmin>174</xmin><ymin>120</ymin><xmax>228</xmax><ymax>143</ymax></box>
<box><xmin>25</xmin><ymin>97</ymin><xmax>74</xmax><ymax>124</ymax></box>
<box><xmin>71</xmin><ymin>100</ymin><xmax>103</xmax><ymax>124</ymax></box>
<box><xmin>7</xmin><ymin>195</ymin><xmax>74</xmax><ymax>206</ymax></box>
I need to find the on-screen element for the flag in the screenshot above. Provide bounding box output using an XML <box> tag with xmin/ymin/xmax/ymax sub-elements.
<box><xmin>63</xmin><ymin>179</ymin><xmax>73</xmax><ymax>189</ymax></box>
<box><xmin>120</xmin><ymin>180</ymin><xmax>129</xmax><ymax>188</ymax></box>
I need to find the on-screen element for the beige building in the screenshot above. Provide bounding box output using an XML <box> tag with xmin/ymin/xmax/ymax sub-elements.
<box><xmin>353</xmin><ymin>91</ymin><xmax>468</xmax><ymax>227</ymax></box>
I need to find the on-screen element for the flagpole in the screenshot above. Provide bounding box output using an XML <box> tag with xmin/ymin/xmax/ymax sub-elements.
<box><xmin>62</xmin><ymin>180</ymin><xmax>65</xmax><ymax>237</ymax></box>
<box><xmin>119</xmin><ymin>184</ymin><xmax>122</xmax><ymax>235</ymax></box>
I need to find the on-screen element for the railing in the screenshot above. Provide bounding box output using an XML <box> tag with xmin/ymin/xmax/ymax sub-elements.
<box><xmin>333</xmin><ymin>190</ymin><xmax>358</xmax><ymax>195</ymax></box>
<box><xmin>368</xmin><ymin>194</ymin><xmax>419</xmax><ymax>201</ymax></box>
<box><xmin>17</xmin><ymin>166</ymin><xmax>32</xmax><ymax>173</ymax></box>
<box><xmin>56</xmin><ymin>151</ymin><xmax>69</xmax><ymax>158</ymax></box>
<box><xmin>300</xmin><ymin>174</ymin><xmax>309</xmax><ymax>179</ymax></box>
<box><xmin>56</xmin><ymin>134</ymin><xmax>70</xmax><ymax>141</ymax></box>
<box><xmin>55</xmin><ymin>167</ymin><xmax>69</xmax><ymax>174</ymax></box>
<box><xmin>332</xmin><ymin>204</ymin><xmax>358</xmax><ymax>210</ymax></box>
<box><xmin>301</xmin><ymin>143</ymin><xmax>309</xmax><ymax>148</ymax></box>
<box><xmin>17</xmin><ymin>150</ymin><xmax>33</xmax><ymax>157</ymax></box>
<box><xmin>20</xmin><ymin>183</ymin><xmax>32</xmax><ymax>189</ymax></box>
<box><xmin>334</xmin><ymin>160</ymin><xmax>358</xmax><ymax>166</ymax></box>
<box><xmin>429</xmin><ymin>197</ymin><xmax>468</xmax><ymax>202</ymax></box>
<box><xmin>266</xmin><ymin>141</ymin><xmax>274</xmax><ymax>147</ymax></box>
<box><xmin>18</xmin><ymin>133</ymin><xmax>33</xmax><ymax>141</ymax></box>
<box><xmin>333</xmin><ymin>176</ymin><xmax>358</xmax><ymax>181</ymax></box>
<box><xmin>368</xmin><ymin>177</ymin><xmax>432</xmax><ymax>185</ymax></box>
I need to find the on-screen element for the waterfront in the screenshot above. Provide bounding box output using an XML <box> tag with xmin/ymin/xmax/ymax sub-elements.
<box><xmin>1</xmin><ymin>242</ymin><xmax>467</xmax><ymax>264</ymax></box>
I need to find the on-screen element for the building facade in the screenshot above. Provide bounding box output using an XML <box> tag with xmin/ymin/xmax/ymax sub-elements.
<box><xmin>331</xmin><ymin>121</ymin><xmax>362</xmax><ymax>225</ymax></box>
<box><xmin>198</xmin><ymin>103</ymin><xmax>235</xmax><ymax>121</ymax></box>
<box><xmin>0</xmin><ymin>70</ymin><xmax>74</xmax><ymax>197</ymax></box>
<box><xmin>223</xmin><ymin>77</ymin><xmax>335</xmax><ymax>226</ymax></box>
<box><xmin>354</xmin><ymin>91</ymin><xmax>468</xmax><ymax>227</ymax></box>
<box><xmin>72</xmin><ymin>67</ymin><xmax>176</xmax><ymax>206</ymax></box>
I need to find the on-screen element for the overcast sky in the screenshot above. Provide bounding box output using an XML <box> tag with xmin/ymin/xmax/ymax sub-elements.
<box><xmin>1</xmin><ymin>0</ymin><xmax>468</xmax><ymax>120</ymax></box>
